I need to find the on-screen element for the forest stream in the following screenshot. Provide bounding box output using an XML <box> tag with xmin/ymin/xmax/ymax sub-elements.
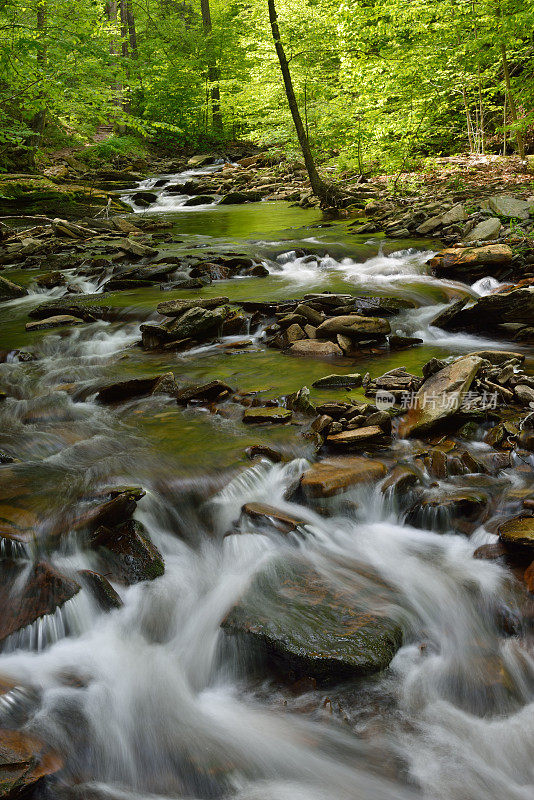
<box><xmin>0</xmin><ymin>166</ymin><xmax>533</xmax><ymax>800</ymax></box>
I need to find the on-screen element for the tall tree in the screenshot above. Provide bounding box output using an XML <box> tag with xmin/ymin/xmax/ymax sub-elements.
<box><xmin>200</xmin><ymin>0</ymin><xmax>223</xmax><ymax>134</ymax></box>
<box><xmin>267</xmin><ymin>0</ymin><xmax>331</xmax><ymax>204</ymax></box>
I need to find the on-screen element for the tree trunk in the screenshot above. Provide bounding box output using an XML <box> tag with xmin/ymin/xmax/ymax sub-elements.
<box><xmin>31</xmin><ymin>2</ymin><xmax>47</xmax><ymax>137</ymax></box>
<box><xmin>126</xmin><ymin>1</ymin><xmax>139</xmax><ymax>61</ymax></box>
<box><xmin>200</xmin><ymin>0</ymin><xmax>223</xmax><ymax>135</ymax></box>
<box><xmin>119</xmin><ymin>0</ymin><xmax>130</xmax><ymax>113</ymax></box>
<box><xmin>501</xmin><ymin>42</ymin><xmax>525</xmax><ymax>160</ymax></box>
<box><xmin>267</xmin><ymin>0</ymin><xmax>332</xmax><ymax>204</ymax></box>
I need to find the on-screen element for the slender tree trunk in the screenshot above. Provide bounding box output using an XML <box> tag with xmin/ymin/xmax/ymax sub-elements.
<box><xmin>267</xmin><ymin>0</ymin><xmax>330</xmax><ymax>202</ymax></box>
<box><xmin>462</xmin><ymin>87</ymin><xmax>474</xmax><ymax>154</ymax></box>
<box><xmin>126</xmin><ymin>1</ymin><xmax>138</xmax><ymax>60</ymax></box>
<box><xmin>32</xmin><ymin>1</ymin><xmax>47</xmax><ymax>137</ymax></box>
<box><xmin>119</xmin><ymin>0</ymin><xmax>130</xmax><ymax>113</ymax></box>
<box><xmin>200</xmin><ymin>0</ymin><xmax>223</xmax><ymax>135</ymax></box>
<box><xmin>501</xmin><ymin>42</ymin><xmax>525</xmax><ymax>160</ymax></box>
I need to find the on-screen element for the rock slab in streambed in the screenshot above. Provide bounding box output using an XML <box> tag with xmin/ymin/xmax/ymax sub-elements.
<box><xmin>0</xmin><ymin>276</ymin><xmax>27</xmax><ymax>301</ymax></box>
<box><xmin>311</xmin><ymin>373</ymin><xmax>362</xmax><ymax>389</ymax></box>
<box><xmin>498</xmin><ymin>515</ymin><xmax>534</xmax><ymax>550</ymax></box>
<box><xmin>222</xmin><ymin>558</ymin><xmax>402</xmax><ymax>683</ymax></box>
<box><xmin>398</xmin><ymin>355</ymin><xmax>483</xmax><ymax>437</ymax></box>
<box><xmin>0</xmin><ymin>728</ymin><xmax>63</xmax><ymax>797</ymax></box>
<box><xmin>0</xmin><ymin>561</ymin><xmax>80</xmax><ymax>644</ymax></box>
<box><xmin>90</xmin><ymin>519</ymin><xmax>164</xmax><ymax>584</ymax></box>
<box><xmin>25</xmin><ymin>315</ymin><xmax>85</xmax><ymax>332</ymax></box>
<box><xmin>301</xmin><ymin>456</ymin><xmax>387</xmax><ymax>497</ymax></box>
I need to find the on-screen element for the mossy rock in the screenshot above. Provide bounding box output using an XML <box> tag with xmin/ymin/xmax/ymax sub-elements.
<box><xmin>0</xmin><ymin>176</ymin><xmax>132</xmax><ymax>218</ymax></box>
<box><xmin>222</xmin><ymin>556</ymin><xmax>402</xmax><ymax>684</ymax></box>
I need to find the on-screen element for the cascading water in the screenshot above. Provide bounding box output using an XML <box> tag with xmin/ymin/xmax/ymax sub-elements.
<box><xmin>0</xmin><ymin>169</ymin><xmax>532</xmax><ymax>800</ymax></box>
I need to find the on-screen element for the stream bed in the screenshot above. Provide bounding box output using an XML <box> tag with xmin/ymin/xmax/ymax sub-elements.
<box><xmin>0</xmin><ymin>170</ymin><xmax>532</xmax><ymax>800</ymax></box>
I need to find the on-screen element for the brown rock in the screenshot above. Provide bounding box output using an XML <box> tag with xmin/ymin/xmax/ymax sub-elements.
<box><xmin>0</xmin><ymin>729</ymin><xmax>63</xmax><ymax>797</ymax></box>
<box><xmin>0</xmin><ymin>561</ymin><xmax>80</xmax><ymax>644</ymax></box>
<box><xmin>240</xmin><ymin>502</ymin><xmax>305</xmax><ymax>533</ymax></box>
<box><xmin>289</xmin><ymin>340</ymin><xmax>343</xmax><ymax>358</ymax></box>
<box><xmin>301</xmin><ymin>456</ymin><xmax>387</xmax><ymax>497</ymax></box>
<box><xmin>316</xmin><ymin>315</ymin><xmax>390</xmax><ymax>340</ymax></box>
<box><xmin>326</xmin><ymin>426</ymin><xmax>387</xmax><ymax>449</ymax></box>
<box><xmin>399</xmin><ymin>355</ymin><xmax>483</xmax><ymax>437</ymax></box>
<box><xmin>90</xmin><ymin>519</ymin><xmax>164</xmax><ymax>584</ymax></box>
<box><xmin>25</xmin><ymin>315</ymin><xmax>85</xmax><ymax>332</ymax></box>
<box><xmin>156</xmin><ymin>296</ymin><xmax>230</xmax><ymax>317</ymax></box>
<box><xmin>499</xmin><ymin>515</ymin><xmax>534</xmax><ymax>549</ymax></box>
<box><xmin>96</xmin><ymin>373</ymin><xmax>177</xmax><ymax>404</ymax></box>
<box><xmin>175</xmin><ymin>380</ymin><xmax>233</xmax><ymax>404</ymax></box>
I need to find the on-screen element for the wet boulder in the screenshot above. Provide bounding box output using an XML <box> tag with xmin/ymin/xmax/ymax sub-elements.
<box><xmin>432</xmin><ymin>288</ymin><xmax>534</xmax><ymax>334</ymax></box>
<box><xmin>175</xmin><ymin>380</ymin><xmax>233</xmax><ymax>405</ymax></box>
<box><xmin>90</xmin><ymin>519</ymin><xmax>164</xmax><ymax>584</ymax></box>
<box><xmin>95</xmin><ymin>373</ymin><xmax>178</xmax><ymax>404</ymax></box>
<box><xmin>498</xmin><ymin>515</ymin><xmax>534</xmax><ymax>550</ymax></box>
<box><xmin>0</xmin><ymin>502</ymin><xmax>40</xmax><ymax>555</ymax></box>
<box><xmin>301</xmin><ymin>456</ymin><xmax>387</xmax><ymax>498</ymax></box>
<box><xmin>131</xmin><ymin>191</ymin><xmax>157</xmax><ymax>205</ymax></box>
<box><xmin>398</xmin><ymin>355</ymin><xmax>483</xmax><ymax>437</ymax></box>
<box><xmin>0</xmin><ymin>561</ymin><xmax>81</xmax><ymax>645</ymax></box>
<box><xmin>326</xmin><ymin>426</ymin><xmax>388</xmax><ymax>450</ymax></box>
<box><xmin>0</xmin><ymin>276</ymin><xmax>27</xmax><ymax>301</ymax></box>
<box><xmin>28</xmin><ymin>297</ymin><xmax>112</xmax><ymax>322</ymax></box>
<box><xmin>189</xmin><ymin>262</ymin><xmax>233</xmax><ymax>280</ymax></box>
<box><xmin>240</xmin><ymin>503</ymin><xmax>306</xmax><ymax>534</ymax></box>
<box><xmin>165</xmin><ymin>306</ymin><xmax>228</xmax><ymax>340</ymax></box>
<box><xmin>114</xmin><ymin>237</ymin><xmax>158</xmax><ymax>258</ymax></box>
<box><xmin>222</xmin><ymin>557</ymin><xmax>403</xmax><ymax>683</ymax></box>
<box><xmin>316</xmin><ymin>315</ymin><xmax>390</xmax><ymax>341</ymax></box>
<box><xmin>35</xmin><ymin>271</ymin><xmax>67</xmax><ymax>289</ymax></box>
<box><xmin>183</xmin><ymin>195</ymin><xmax>214</xmax><ymax>206</ymax></box>
<box><xmin>77</xmin><ymin>569</ymin><xmax>122</xmax><ymax>611</ymax></box>
<box><xmin>243</xmin><ymin>407</ymin><xmax>292</xmax><ymax>424</ymax></box>
<box><xmin>156</xmin><ymin>296</ymin><xmax>229</xmax><ymax>317</ymax></box>
<box><xmin>430</xmin><ymin>244</ymin><xmax>513</xmax><ymax>279</ymax></box>
<box><xmin>26</xmin><ymin>315</ymin><xmax>85</xmax><ymax>332</ymax></box>
<box><xmin>352</xmin><ymin>296</ymin><xmax>416</xmax><ymax>317</ymax></box>
<box><xmin>0</xmin><ymin>728</ymin><xmax>63</xmax><ymax>797</ymax></box>
<box><xmin>289</xmin><ymin>340</ymin><xmax>343</xmax><ymax>359</ymax></box>
<box><xmin>311</xmin><ymin>373</ymin><xmax>362</xmax><ymax>389</ymax></box>
<box><xmin>219</xmin><ymin>191</ymin><xmax>262</xmax><ymax>204</ymax></box>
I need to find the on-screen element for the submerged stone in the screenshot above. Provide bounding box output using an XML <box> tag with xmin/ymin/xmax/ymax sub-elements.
<box><xmin>222</xmin><ymin>557</ymin><xmax>402</xmax><ymax>683</ymax></box>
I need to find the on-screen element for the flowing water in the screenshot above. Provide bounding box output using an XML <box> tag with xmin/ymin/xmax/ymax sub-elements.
<box><xmin>0</xmin><ymin>169</ymin><xmax>533</xmax><ymax>800</ymax></box>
